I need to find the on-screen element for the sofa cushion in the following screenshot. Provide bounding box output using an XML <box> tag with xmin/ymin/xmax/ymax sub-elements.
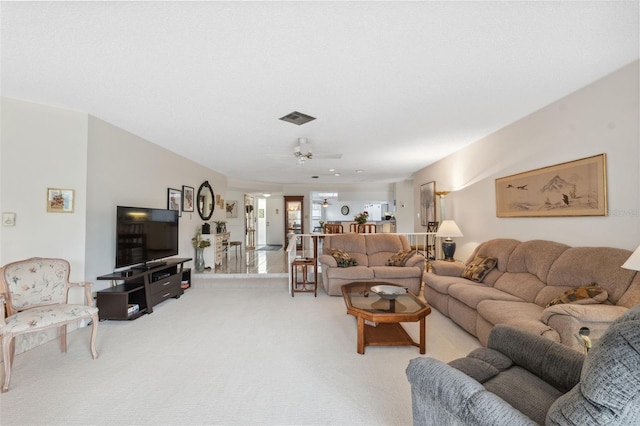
<box><xmin>477</xmin><ymin>300</ymin><xmax>559</xmax><ymax>341</ymax></box>
<box><xmin>465</xmin><ymin>238</ymin><xmax>521</xmax><ymax>285</ymax></box>
<box><xmin>546</xmin><ymin>246</ymin><xmax>636</xmax><ymax>304</ymax></box>
<box><xmin>366</xmin><ymin>234</ymin><xmax>411</xmax><ymax>266</ymax></box>
<box><xmin>448</xmin><ymin>357</ymin><xmax>500</xmax><ymax>383</ymax></box>
<box><xmin>430</xmin><ymin>260</ymin><xmax>465</xmax><ymax>277</ymax></box>
<box><xmin>462</xmin><ymin>256</ymin><xmax>498</xmax><ymax>282</ymax></box>
<box><xmin>449</xmin><ymin>283</ymin><xmax>524</xmax><ymax>309</ymax></box>
<box><xmin>545</xmin><ymin>283</ymin><xmax>608</xmax><ymax>308</ymax></box>
<box><xmin>468</xmin><ymin>347</ymin><xmax>514</xmax><ymax>370</ymax></box>
<box><xmin>324</xmin><ymin>234</ymin><xmax>369</xmax><ymax>266</ymax></box>
<box><xmin>484</xmin><ymin>366</ymin><xmax>564</xmax><ymax>425</ymax></box>
<box><xmin>330</xmin><ymin>249</ymin><xmax>357</xmax><ymax>267</ymax></box>
<box><xmin>423</xmin><ymin>272</ymin><xmax>471</xmax><ymax>295</ymax></box>
<box><xmin>325</xmin><ymin>265</ymin><xmax>374</xmax><ymax>281</ymax></box>
<box><xmin>493</xmin><ymin>272</ymin><xmax>546</xmax><ymax>303</ymax></box>
<box><xmin>506</xmin><ymin>240</ymin><xmax>570</xmax><ymax>283</ymax></box>
<box><xmin>449</xmin><ymin>347</ymin><xmax>515</xmax><ymax>383</ymax></box>
<box><xmin>371</xmin><ymin>265</ymin><xmax>422</xmax><ymax>280</ymax></box>
<box><xmin>385</xmin><ymin>249</ymin><xmax>414</xmax><ymax>266</ymax></box>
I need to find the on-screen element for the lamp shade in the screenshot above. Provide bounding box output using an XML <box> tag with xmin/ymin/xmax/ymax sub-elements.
<box><xmin>622</xmin><ymin>245</ymin><xmax>640</xmax><ymax>272</ymax></box>
<box><xmin>436</xmin><ymin>220</ymin><xmax>464</xmax><ymax>238</ymax></box>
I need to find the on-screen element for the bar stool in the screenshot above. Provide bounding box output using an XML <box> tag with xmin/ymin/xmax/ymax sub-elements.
<box><xmin>324</xmin><ymin>224</ymin><xmax>343</xmax><ymax>234</ymax></box>
<box><xmin>223</xmin><ymin>240</ymin><xmax>242</xmax><ymax>259</ymax></box>
<box><xmin>291</xmin><ymin>258</ymin><xmax>317</xmax><ymax>297</ymax></box>
<box><xmin>357</xmin><ymin>224</ymin><xmax>376</xmax><ymax>233</ymax></box>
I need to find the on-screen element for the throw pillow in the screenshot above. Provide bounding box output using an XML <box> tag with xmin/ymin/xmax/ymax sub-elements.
<box><xmin>546</xmin><ymin>283</ymin><xmax>608</xmax><ymax>308</ymax></box>
<box><xmin>386</xmin><ymin>249</ymin><xmax>414</xmax><ymax>267</ymax></box>
<box><xmin>461</xmin><ymin>256</ymin><xmax>498</xmax><ymax>282</ymax></box>
<box><xmin>330</xmin><ymin>249</ymin><xmax>357</xmax><ymax>268</ymax></box>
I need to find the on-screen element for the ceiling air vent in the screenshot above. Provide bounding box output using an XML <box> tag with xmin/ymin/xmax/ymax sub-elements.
<box><xmin>279</xmin><ymin>111</ymin><xmax>316</xmax><ymax>126</ymax></box>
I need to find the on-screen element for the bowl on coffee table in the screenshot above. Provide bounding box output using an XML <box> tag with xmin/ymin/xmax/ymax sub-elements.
<box><xmin>370</xmin><ymin>285</ymin><xmax>408</xmax><ymax>300</ymax></box>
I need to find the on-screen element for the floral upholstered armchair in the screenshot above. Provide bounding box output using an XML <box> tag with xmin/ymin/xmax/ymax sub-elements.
<box><xmin>0</xmin><ymin>257</ymin><xmax>99</xmax><ymax>392</ymax></box>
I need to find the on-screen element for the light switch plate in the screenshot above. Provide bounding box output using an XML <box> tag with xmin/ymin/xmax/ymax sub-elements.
<box><xmin>2</xmin><ymin>212</ymin><xmax>16</xmax><ymax>226</ymax></box>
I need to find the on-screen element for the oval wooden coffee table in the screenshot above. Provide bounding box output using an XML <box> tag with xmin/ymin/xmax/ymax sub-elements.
<box><xmin>342</xmin><ymin>282</ymin><xmax>431</xmax><ymax>355</ymax></box>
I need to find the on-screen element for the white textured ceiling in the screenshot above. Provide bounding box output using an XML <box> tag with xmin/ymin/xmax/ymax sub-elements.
<box><xmin>2</xmin><ymin>1</ymin><xmax>638</xmax><ymax>190</ymax></box>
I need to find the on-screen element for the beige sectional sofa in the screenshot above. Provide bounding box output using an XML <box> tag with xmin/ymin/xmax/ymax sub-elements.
<box><xmin>424</xmin><ymin>239</ymin><xmax>640</xmax><ymax>351</ymax></box>
<box><xmin>318</xmin><ymin>233</ymin><xmax>425</xmax><ymax>296</ymax></box>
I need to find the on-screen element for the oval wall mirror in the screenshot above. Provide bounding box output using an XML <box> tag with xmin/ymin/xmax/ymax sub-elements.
<box><xmin>197</xmin><ymin>181</ymin><xmax>215</xmax><ymax>221</ymax></box>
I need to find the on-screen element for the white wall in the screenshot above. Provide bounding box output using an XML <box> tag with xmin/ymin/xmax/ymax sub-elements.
<box><xmin>1</xmin><ymin>98</ymin><xmax>88</xmax><ymax>276</ymax></box>
<box><xmin>394</xmin><ymin>180</ymin><xmax>415</xmax><ymax>233</ymax></box>
<box><xmin>85</xmin><ymin>116</ymin><xmax>227</xmax><ymax>289</ymax></box>
<box><xmin>413</xmin><ymin>61</ymin><xmax>640</xmax><ymax>261</ymax></box>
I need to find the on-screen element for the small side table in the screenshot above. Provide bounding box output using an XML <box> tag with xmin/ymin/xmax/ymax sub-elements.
<box><xmin>291</xmin><ymin>258</ymin><xmax>317</xmax><ymax>297</ymax></box>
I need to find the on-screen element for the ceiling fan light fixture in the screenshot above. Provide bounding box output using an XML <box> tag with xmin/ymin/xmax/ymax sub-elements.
<box><xmin>293</xmin><ymin>137</ymin><xmax>313</xmax><ymax>161</ymax></box>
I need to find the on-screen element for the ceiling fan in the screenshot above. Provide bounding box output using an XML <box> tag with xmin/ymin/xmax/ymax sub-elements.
<box><xmin>312</xmin><ymin>198</ymin><xmax>332</xmax><ymax>208</ymax></box>
<box><xmin>293</xmin><ymin>138</ymin><xmax>341</xmax><ymax>165</ymax></box>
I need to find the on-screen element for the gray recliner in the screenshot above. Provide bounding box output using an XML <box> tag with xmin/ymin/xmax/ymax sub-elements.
<box><xmin>406</xmin><ymin>305</ymin><xmax>640</xmax><ymax>425</ymax></box>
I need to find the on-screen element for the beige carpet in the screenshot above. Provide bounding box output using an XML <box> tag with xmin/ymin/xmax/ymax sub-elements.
<box><xmin>0</xmin><ymin>278</ymin><xmax>480</xmax><ymax>425</ymax></box>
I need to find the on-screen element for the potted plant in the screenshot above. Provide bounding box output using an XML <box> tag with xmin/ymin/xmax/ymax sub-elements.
<box><xmin>213</xmin><ymin>220</ymin><xmax>227</xmax><ymax>233</ymax></box>
<box><xmin>354</xmin><ymin>211</ymin><xmax>369</xmax><ymax>224</ymax></box>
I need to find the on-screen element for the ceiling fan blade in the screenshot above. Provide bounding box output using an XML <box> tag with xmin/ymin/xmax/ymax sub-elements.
<box><xmin>313</xmin><ymin>153</ymin><xmax>342</xmax><ymax>159</ymax></box>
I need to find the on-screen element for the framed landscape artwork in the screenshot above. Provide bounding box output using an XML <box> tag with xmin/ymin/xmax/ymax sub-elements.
<box><xmin>420</xmin><ymin>181</ymin><xmax>436</xmax><ymax>226</ymax></box>
<box><xmin>495</xmin><ymin>154</ymin><xmax>607</xmax><ymax>217</ymax></box>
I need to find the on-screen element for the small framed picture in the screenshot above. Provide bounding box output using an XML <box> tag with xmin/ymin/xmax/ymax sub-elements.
<box><xmin>47</xmin><ymin>188</ymin><xmax>75</xmax><ymax>213</ymax></box>
<box><xmin>182</xmin><ymin>186</ymin><xmax>194</xmax><ymax>212</ymax></box>
<box><xmin>226</xmin><ymin>200</ymin><xmax>238</xmax><ymax>218</ymax></box>
<box><xmin>168</xmin><ymin>188</ymin><xmax>182</xmax><ymax>215</ymax></box>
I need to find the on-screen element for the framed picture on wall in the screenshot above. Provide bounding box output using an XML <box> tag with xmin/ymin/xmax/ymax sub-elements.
<box><xmin>46</xmin><ymin>188</ymin><xmax>75</xmax><ymax>213</ymax></box>
<box><xmin>168</xmin><ymin>188</ymin><xmax>182</xmax><ymax>216</ymax></box>
<box><xmin>420</xmin><ymin>181</ymin><xmax>436</xmax><ymax>226</ymax></box>
<box><xmin>495</xmin><ymin>154</ymin><xmax>607</xmax><ymax>217</ymax></box>
<box><xmin>182</xmin><ymin>185</ymin><xmax>194</xmax><ymax>212</ymax></box>
<box><xmin>226</xmin><ymin>200</ymin><xmax>238</xmax><ymax>218</ymax></box>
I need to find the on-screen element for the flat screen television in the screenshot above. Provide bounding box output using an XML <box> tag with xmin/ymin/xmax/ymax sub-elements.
<box><xmin>116</xmin><ymin>206</ymin><xmax>179</xmax><ymax>269</ymax></box>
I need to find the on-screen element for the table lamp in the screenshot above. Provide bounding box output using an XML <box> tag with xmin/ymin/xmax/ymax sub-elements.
<box><xmin>436</xmin><ymin>220</ymin><xmax>463</xmax><ymax>261</ymax></box>
<box><xmin>622</xmin><ymin>245</ymin><xmax>640</xmax><ymax>272</ymax></box>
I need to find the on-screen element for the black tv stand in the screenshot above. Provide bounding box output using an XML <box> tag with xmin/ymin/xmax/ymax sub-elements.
<box><xmin>96</xmin><ymin>258</ymin><xmax>190</xmax><ymax>320</ymax></box>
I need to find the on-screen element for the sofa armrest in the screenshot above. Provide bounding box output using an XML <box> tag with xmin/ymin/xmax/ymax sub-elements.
<box><xmin>430</xmin><ymin>260</ymin><xmax>464</xmax><ymax>277</ymax></box>
<box><xmin>406</xmin><ymin>357</ymin><xmax>537</xmax><ymax>426</ymax></box>
<box><xmin>487</xmin><ymin>325</ymin><xmax>584</xmax><ymax>392</ymax></box>
<box><xmin>542</xmin><ymin>304</ymin><xmax>629</xmax><ymax>351</ymax></box>
<box><xmin>542</xmin><ymin>303</ymin><xmax>628</xmax><ymax>324</ymax></box>
<box><xmin>405</xmin><ymin>253</ymin><xmax>426</xmax><ymax>273</ymax></box>
<box><xmin>317</xmin><ymin>254</ymin><xmax>337</xmax><ymax>268</ymax></box>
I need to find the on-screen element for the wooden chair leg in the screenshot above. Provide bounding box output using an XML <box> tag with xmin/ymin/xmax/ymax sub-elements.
<box><xmin>2</xmin><ymin>334</ymin><xmax>14</xmax><ymax>393</ymax></box>
<box><xmin>60</xmin><ymin>324</ymin><xmax>67</xmax><ymax>353</ymax></box>
<box><xmin>89</xmin><ymin>313</ymin><xmax>99</xmax><ymax>359</ymax></box>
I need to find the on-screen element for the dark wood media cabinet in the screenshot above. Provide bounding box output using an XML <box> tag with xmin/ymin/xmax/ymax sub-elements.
<box><xmin>96</xmin><ymin>258</ymin><xmax>191</xmax><ymax>320</ymax></box>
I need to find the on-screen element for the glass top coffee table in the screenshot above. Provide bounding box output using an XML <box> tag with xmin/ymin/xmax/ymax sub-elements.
<box><xmin>342</xmin><ymin>282</ymin><xmax>431</xmax><ymax>355</ymax></box>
